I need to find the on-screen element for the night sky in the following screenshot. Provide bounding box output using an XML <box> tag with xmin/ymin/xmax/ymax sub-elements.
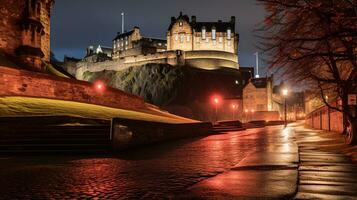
<box><xmin>51</xmin><ymin>0</ymin><xmax>266</xmax><ymax>73</ymax></box>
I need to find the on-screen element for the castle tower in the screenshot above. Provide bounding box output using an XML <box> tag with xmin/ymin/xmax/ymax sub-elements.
<box><xmin>0</xmin><ymin>0</ymin><xmax>54</xmax><ymax>71</ymax></box>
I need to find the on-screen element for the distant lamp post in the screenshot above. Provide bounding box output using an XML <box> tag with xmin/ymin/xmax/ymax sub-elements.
<box><xmin>232</xmin><ymin>104</ymin><xmax>237</xmax><ymax>120</ymax></box>
<box><xmin>244</xmin><ymin>109</ymin><xmax>249</xmax><ymax>122</ymax></box>
<box><xmin>212</xmin><ymin>96</ymin><xmax>221</xmax><ymax>123</ymax></box>
<box><xmin>326</xmin><ymin>95</ymin><xmax>331</xmax><ymax>131</ymax></box>
<box><xmin>282</xmin><ymin>88</ymin><xmax>288</xmax><ymax>127</ymax></box>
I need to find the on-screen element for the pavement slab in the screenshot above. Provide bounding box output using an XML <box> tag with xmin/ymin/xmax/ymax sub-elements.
<box><xmin>233</xmin><ymin>152</ymin><xmax>299</xmax><ymax>168</ymax></box>
<box><xmin>299</xmin><ymin>165</ymin><xmax>357</xmax><ymax>172</ymax></box>
<box><xmin>295</xmin><ymin>192</ymin><xmax>357</xmax><ymax>200</ymax></box>
<box><xmin>298</xmin><ymin>185</ymin><xmax>357</xmax><ymax>196</ymax></box>
<box><xmin>293</xmin><ymin>124</ymin><xmax>357</xmax><ymax>200</ymax></box>
<box><xmin>187</xmin><ymin>169</ymin><xmax>298</xmax><ymax>200</ymax></box>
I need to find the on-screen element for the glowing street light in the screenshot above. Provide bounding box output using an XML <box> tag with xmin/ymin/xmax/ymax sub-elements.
<box><xmin>232</xmin><ymin>104</ymin><xmax>237</xmax><ymax>120</ymax></box>
<box><xmin>281</xmin><ymin>88</ymin><xmax>288</xmax><ymax>127</ymax></box>
<box><xmin>212</xmin><ymin>95</ymin><xmax>221</xmax><ymax>123</ymax></box>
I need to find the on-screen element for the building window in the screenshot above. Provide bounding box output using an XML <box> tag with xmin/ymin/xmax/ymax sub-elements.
<box><xmin>213</xmin><ymin>40</ymin><xmax>216</xmax><ymax>46</ymax></box>
<box><xmin>187</xmin><ymin>35</ymin><xmax>190</xmax><ymax>42</ymax></box>
<box><xmin>228</xmin><ymin>41</ymin><xmax>231</xmax><ymax>46</ymax></box>
<box><xmin>175</xmin><ymin>34</ymin><xmax>179</xmax><ymax>41</ymax></box>
<box><xmin>212</xmin><ymin>27</ymin><xmax>216</xmax><ymax>40</ymax></box>
<box><xmin>202</xmin><ymin>27</ymin><xmax>206</xmax><ymax>40</ymax></box>
<box><xmin>219</xmin><ymin>37</ymin><xmax>223</xmax><ymax>43</ymax></box>
<box><xmin>180</xmin><ymin>33</ymin><xmax>185</xmax><ymax>43</ymax></box>
<box><xmin>31</xmin><ymin>29</ymin><xmax>36</xmax><ymax>45</ymax></box>
<box><xmin>158</xmin><ymin>43</ymin><xmax>162</xmax><ymax>46</ymax></box>
<box><xmin>36</xmin><ymin>2</ymin><xmax>41</xmax><ymax>16</ymax></box>
<box><xmin>179</xmin><ymin>22</ymin><xmax>183</xmax><ymax>27</ymax></box>
<box><xmin>227</xmin><ymin>28</ymin><xmax>232</xmax><ymax>40</ymax></box>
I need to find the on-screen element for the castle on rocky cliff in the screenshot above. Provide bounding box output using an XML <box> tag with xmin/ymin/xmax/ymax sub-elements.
<box><xmin>74</xmin><ymin>12</ymin><xmax>240</xmax><ymax>80</ymax></box>
<box><xmin>0</xmin><ymin>0</ymin><xmax>54</xmax><ymax>71</ymax></box>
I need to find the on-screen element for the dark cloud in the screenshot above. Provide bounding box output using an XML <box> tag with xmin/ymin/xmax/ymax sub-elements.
<box><xmin>51</xmin><ymin>0</ymin><xmax>266</xmax><ymax>73</ymax></box>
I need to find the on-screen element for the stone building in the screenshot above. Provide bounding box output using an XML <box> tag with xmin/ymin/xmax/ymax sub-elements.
<box><xmin>112</xmin><ymin>27</ymin><xmax>167</xmax><ymax>59</ymax></box>
<box><xmin>243</xmin><ymin>77</ymin><xmax>274</xmax><ymax>112</ymax></box>
<box><xmin>166</xmin><ymin>12</ymin><xmax>240</xmax><ymax>69</ymax></box>
<box><xmin>167</xmin><ymin>12</ymin><xmax>238</xmax><ymax>54</ymax></box>
<box><xmin>0</xmin><ymin>0</ymin><xmax>54</xmax><ymax>71</ymax></box>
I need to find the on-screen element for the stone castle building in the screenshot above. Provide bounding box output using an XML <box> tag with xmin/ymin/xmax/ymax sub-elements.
<box><xmin>0</xmin><ymin>0</ymin><xmax>54</xmax><ymax>71</ymax></box>
<box><xmin>74</xmin><ymin>12</ymin><xmax>240</xmax><ymax>79</ymax></box>
<box><xmin>112</xmin><ymin>27</ymin><xmax>167</xmax><ymax>59</ymax></box>
<box><xmin>167</xmin><ymin>13</ymin><xmax>238</xmax><ymax>54</ymax></box>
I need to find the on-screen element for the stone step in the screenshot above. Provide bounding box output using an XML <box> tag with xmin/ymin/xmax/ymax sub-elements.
<box><xmin>298</xmin><ymin>185</ymin><xmax>357</xmax><ymax>196</ymax></box>
<box><xmin>299</xmin><ymin>165</ymin><xmax>357</xmax><ymax>173</ymax></box>
<box><xmin>0</xmin><ymin>138</ymin><xmax>110</xmax><ymax>145</ymax></box>
<box><xmin>295</xmin><ymin>192</ymin><xmax>357</xmax><ymax>200</ymax></box>
<box><xmin>0</xmin><ymin>143</ymin><xmax>111</xmax><ymax>152</ymax></box>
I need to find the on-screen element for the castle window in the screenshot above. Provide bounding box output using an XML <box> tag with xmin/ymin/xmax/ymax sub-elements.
<box><xmin>180</xmin><ymin>33</ymin><xmax>185</xmax><ymax>43</ymax></box>
<box><xmin>36</xmin><ymin>2</ymin><xmax>41</xmax><ymax>16</ymax></box>
<box><xmin>179</xmin><ymin>22</ymin><xmax>183</xmax><ymax>27</ymax></box>
<box><xmin>202</xmin><ymin>27</ymin><xmax>206</xmax><ymax>39</ymax></box>
<box><xmin>227</xmin><ymin>28</ymin><xmax>232</xmax><ymax>40</ymax></box>
<box><xmin>212</xmin><ymin>27</ymin><xmax>216</xmax><ymax>40</ymax></box>
<box><xmin>228</xmin><ymin>41</ymin><xmax>231</xmax><ymax>46</ymax></box>
<box><xmin>213</xmin><ymin>40</ymin><xmax>216</xmax><ymax>46</ymax></box>
<box><xmin>187</xmin><ymin>35</ymin><xmax>190</xmax><ymax>42</ymax></box>
<box><xmin>175</xmin><ymin>34</ymin><xmax>178</xmax><ymax>41</ymax></box>
<box><xmin>219</xmin><ymin>37</ymin><xmax>223</xmax><ymax>43</ymax></box>
<box><xmin>31</xmin><ymin>28</ymin><xmax>36</xmax><ymax>45</ymax></box>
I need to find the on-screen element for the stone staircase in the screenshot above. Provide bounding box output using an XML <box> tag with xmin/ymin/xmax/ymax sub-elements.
<box><xmin>0</xmin><ymin>117</ymin><xmax>112</xmax><ymax>153</ymax></box>
<box><xmin>213</xmin><ymin>120</ymin><xmax>246</xmax><ymax>133</ymax></box>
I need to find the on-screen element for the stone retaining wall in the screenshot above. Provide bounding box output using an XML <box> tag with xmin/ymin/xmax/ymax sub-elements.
<box><xmin>111</xmin><ymin>118</ymin><xmax>212</xmax><ymax>151</ymax></box>
<box><xmin>0</xmin><ymin>66</ymin><xmax>146</xmax><ymax>111</ymax></box>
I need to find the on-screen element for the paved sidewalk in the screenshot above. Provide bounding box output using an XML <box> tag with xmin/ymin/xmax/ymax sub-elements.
<box><xmin>293</xmin><ymin>125</ymin><xmax>357</xmax><ymax>199</ymax></box>
<box><xmin>185</xmin><ymin>126</ymin><xmax>299</xmax><ymax>199</ymax></box>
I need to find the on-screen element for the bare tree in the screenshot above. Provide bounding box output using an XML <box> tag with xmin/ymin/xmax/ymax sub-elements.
<box><xmin>257</xmin><ymin>0</ymin><xmax>357</xmax><ymax>144</ymax></box>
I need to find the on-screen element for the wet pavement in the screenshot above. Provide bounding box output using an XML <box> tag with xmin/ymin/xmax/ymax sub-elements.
<box><xmin>0</xmin><ymin>125</ymin><xmax>292</xmax><ymax>199</ymax></box>
<box><xmin>1</xmin><ymin>124</ymin><xmax>356</xmax><ymax>199</ymax></box>
<box><xmin>293</xmin><ymin>125</ymin><xmax>357</xmax><ymax>200</ymax></box>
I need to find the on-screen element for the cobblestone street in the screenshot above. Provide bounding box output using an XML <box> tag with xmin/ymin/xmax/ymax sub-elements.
<box><xmin>0</xmin><ymin>124</ymin><xmax>356</xmax><ymax>199</ymax></box>
<box><xmin>0</xmin><ymin>126</ymin><xmax>289</xmax><ymax>199</ymax></box>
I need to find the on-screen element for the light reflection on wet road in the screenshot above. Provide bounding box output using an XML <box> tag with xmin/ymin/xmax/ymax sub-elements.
<box><xmin>0</xmin><ymin>126</ymin><xmax>285</xmax><ymax>199</ymax></box>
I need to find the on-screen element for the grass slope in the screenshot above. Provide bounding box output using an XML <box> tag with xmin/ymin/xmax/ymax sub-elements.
<box><xmin>0</xmin><ymin>97</ymin><xmax>197</xmax><ymax>124</ymax></box>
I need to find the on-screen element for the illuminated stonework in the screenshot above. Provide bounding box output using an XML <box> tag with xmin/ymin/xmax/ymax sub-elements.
<box><xmin>0</xmin><ymin>0</ymin><xmax>54</xmax><ymax>71</ymax></box>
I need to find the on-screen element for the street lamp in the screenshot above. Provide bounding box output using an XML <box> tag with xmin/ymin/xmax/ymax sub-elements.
<box><xmin>212</xmin><ymin>96</ymin><xmax>221</xmax><ymax>123</ymax></box>
<box><xmin>326</xmin><ymin>95</ymin><xmax>331</xmax><ymax>131</ymax></box>
<box><xmin>232</xmin><ymin>104</ymin><xmax>237</xmax><ymax>120</ymax></box>
<box><xmin>282</xmin><ymin>88</ymin><xmax>288</xmax><ymax>127</ymax></box>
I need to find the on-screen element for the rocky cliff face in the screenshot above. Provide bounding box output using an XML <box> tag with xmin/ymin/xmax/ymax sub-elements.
<box><xmin>83</xmin><ymin>64</ymin><xmax>185</xmax><ymax>106</ymax></box>
<box><xmin>82</xmin><ymin>63</ymin><xmax>243</xmax><ymax>121</ymax></box>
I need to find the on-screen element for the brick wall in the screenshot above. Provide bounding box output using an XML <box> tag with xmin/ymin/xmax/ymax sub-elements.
<box><xmin>0</xmin><ymin>66</ymin><xmax>146</xmax><ymax>110</ymax></box>
<box><xmin>40</xmin><ymin>0</ymin><xmax>53</xmax><ymax>62</ymax></box>
<box><xmin>0</xmin><ymin>0</ymin><xmax>24</xmax><ymax>56</ymax></box>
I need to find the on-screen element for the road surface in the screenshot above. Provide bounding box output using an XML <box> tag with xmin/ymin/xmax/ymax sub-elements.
<box><xmin>0</xmin><ymin>126</ymin><xmax>289</xmax><ymax>199</ymax></box>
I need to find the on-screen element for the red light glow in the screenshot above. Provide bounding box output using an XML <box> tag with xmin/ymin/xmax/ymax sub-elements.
<box><xmin>94</xmin><ymin>81</ymin><xmax>106</xmax><ymax>92</ymax></box>
<box><xmin>211</xmin><ymin>95</ymin><xmax>222</xmax><ymax>105</ymax></box>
